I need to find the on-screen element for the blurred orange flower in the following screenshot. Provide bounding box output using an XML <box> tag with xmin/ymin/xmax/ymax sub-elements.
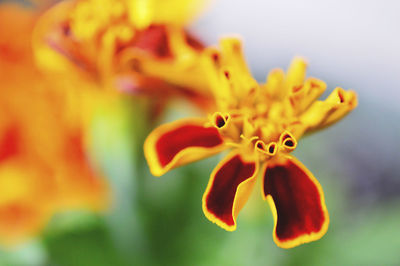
<box><xmin>0</xmin><ymin>3</ymin><xmax>108</xmax><ymax>246</ymax></box>
<box><xmin>33</xmin><ymin>0</ymin><xmax>213</xmax><ymax>116</ymax></box>
<box><xmin>144</xmin><ymin>38</ymin><xmax>357</xmax><ymax>248</ymax></box>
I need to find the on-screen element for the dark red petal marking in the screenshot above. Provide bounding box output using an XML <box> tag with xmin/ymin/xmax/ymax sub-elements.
<box><xmin>281</xmin><ymin>133</ymin><xmax>291</xmax><ymax>142</ymax></box>
<box><xmin>268</xmin><ymin>143</ymin><xmax>277</xmax><ymax>154</ymax></box>
<box><xmin>0</xmin><ymin>126</ymin><xmax>20</xmax><ymax>162</ymax></box>
<box><xmin>155</xmin><ymin>125</ymin><xmax>223</xmax><ymax>167</ymax></box>
<box><xmin>134</xmin><ymin>25</ymin><xmax>171</xmax><ymax>58</ymax></box>
<box><xmin>284</xmin><ymin>139</ymin><xmax>294</xmax><ymax>147</ymax></box>
<box><xmin>214</xmin><ymin>114</ymin><xmax>226</xmax><ymax>128</ymax></box>
<box><xmin>205</xmin><ymin>155</ymin><xmax>256</xmax><ymax>226</ymax></box>
<box><xmin>224</xmin><ymin>71</ymin><xmax>230</xmax><ymax>79</ymax></box>
<box><xmin>263</xmin><ymin>159</ymin><xmax>325</xmax><ymax>241</ymax></box>
<box><xmin>185</xmin><ymin>31</ymin><xmax>204</xmax><ymax>51</ymax></box>
<box><xmin>211</xmin><ymin>53</ymin><xmax>220</xmax><ymax>63</ymax></box>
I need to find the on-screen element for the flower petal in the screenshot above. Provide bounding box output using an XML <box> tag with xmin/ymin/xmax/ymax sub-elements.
<box><xmin>262</xmin><ymin>156</ymin><xmax>329</xmax><ymax>248</ymax></box>
<box><xmin>286</xmin><ymin>57</ymin><xmax>307</xmax><ymax>92</ymax></box>
<box><xmin>120</xmin><ymin>26</ymin><xmax>210</xmax><ymax>96</ymax></box>
<box><xmin>300</xmin><ymin>87</ymin><xmax>358</xmax><ymax>133</ymax></box>
<box><xmin>32</xmin><ymin>1</ymin><xmax>85</xmax><ymax>76</ymax></box>
<box><xmin>220</xmin><ymin>38</ymin><xmax>251</xmax><ymax>78</ymax></box>
<box><xmin>289</xmin><ymin>78</ymin><xmax>327</xmax><ymax>114</ymax></box>
<box><xmin>144</xmin><ymin>118</ymin><xmax>225</xmax><ymax>176</ymax></box>
<box><xmin>134</xmin><ymin>25</ymin><xmax>172</xmax><ymax>58</ymax></box>
<box><xmin>203</xmin><ymin>152</ymin><xmax>258</xmax><ymax>231</ymax></box>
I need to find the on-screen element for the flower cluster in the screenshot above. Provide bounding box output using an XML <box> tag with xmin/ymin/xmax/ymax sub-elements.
<box><xmin>0</xmin><ymin>0</ymin><xmax>357</xmax><ymax>250</ymax></box>
<box><xmin>33</xmin><ymin>0</ymin><xmax>212</xmax><ymax>114</ymax></box>
<box><xmin>144</xmin><ymin>38</ymin><xmax>357</xmax><ymax>248</ymax></box>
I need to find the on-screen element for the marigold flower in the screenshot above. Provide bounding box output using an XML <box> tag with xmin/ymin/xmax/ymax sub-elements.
<box><xmin>0</xmin><ymin>3</ymin><xmax>108</xmax><ymax>245</ymax></box>
<box><xmin>32</xmin><ymin>0</ymin><xmax>212</xmax><ymax>110</ymax></box>
<box><xmin>144</xmin><ymin>38</ymin><xmax>357</xmax><ymax>248</ymax></box>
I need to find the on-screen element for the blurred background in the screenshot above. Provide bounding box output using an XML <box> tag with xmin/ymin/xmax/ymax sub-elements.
<box><xmin>0</xmin><ymin>0</ymin><xmax>399</xmax><ymax>265</ymax></box>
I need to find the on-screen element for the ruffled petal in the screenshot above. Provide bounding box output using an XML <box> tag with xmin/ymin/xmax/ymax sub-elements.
<box><xmin>202</xmin><ymin>38</ymin><xmax>258</xmax><ymax>109</ymax></box>
<box><xmin>144</xmin><ymin>118</ymin><xmax>225</xmax><ymax>176</ymax></box>
<box><xmin>289</xmin><ymin>77</ymin><xmax>327</xmax><ymax>114</ymax></box>
<box><xmin>119</xmin><ymin>26</ymin><xmax>209</xmax><ymax>94</ymax></box>
<box><xmin>202</xmin><ymin>48</ymin><xmax>232</xmax><ymax>107</ymax></box>
<box><xmin>203</xmin><ymin>152</ymin><xmax>258</xmax><ymax>231</ymax></box>
<box><xmin>262</xmin><ymin>156</ymin><xmax>329</xmax><ymax>248</ymax></box>
<box><xmin>264</xmin><ymin>68</ymin><xmax>285</xmax><ymax>98</ymax></box>
<box><xmin>286</xmin><ymin>57</ymin><xmax>307</xmax><ymax>92</ymax></box>
<box><xmin>300</xmin><ymin>87</ymin><xmax>358</xmax><ymax>133</ymax></box>
<box><xmin>32</xmin><ymin>1</ymin><xmax>86</xmax><ymax>76</ymax></box>
<box><xmin>220</xmin><ymin>38</ymin><xmax>251</xmax><ymax>78</ymax></box>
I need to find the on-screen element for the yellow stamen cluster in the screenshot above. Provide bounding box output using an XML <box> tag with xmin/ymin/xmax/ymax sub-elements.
<box><xmin>204</xmin><ymin>38</ymin><xmax>357</xmax><ymax>163</ymax></box>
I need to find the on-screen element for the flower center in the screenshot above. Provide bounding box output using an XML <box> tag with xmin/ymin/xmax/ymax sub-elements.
<box><xmin>209</xmin><ymin>110</ymin><xmax>298</xmax><ymax>160</ymax></box>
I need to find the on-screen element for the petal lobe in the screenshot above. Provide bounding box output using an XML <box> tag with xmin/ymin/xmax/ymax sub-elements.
<box><xmin>262</xmin><ymin>157</ymin><xmax>329</xmax><ymax>248</ymax></box>
<box><xmin>144</xmin><ymin>118</ymin><xmax>225</xmax><ymax>176</ymax></box>
<box><xmin>203</xmin><ymin>152</ymin><xmax>258</xmax><ymax>231</ymax></box>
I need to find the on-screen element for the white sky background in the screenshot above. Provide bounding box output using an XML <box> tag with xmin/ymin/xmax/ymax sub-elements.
<box><xmin>192</xmin><ymin>0</ymin><xmax>400</xmax><ymax>108</ymax></box>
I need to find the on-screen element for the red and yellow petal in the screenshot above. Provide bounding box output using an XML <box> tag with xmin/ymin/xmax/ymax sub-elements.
<box><xmin>144</xmin><ymin>118</ymin><xmax>225</xmax><ymax>176</ymax></box>
<box><xmin>202</xmin><ymin>152</ymin><xmax>258</xmax><ymax>231</ymax></box>
<box><xmin>262</xmin><ymin>156</ymin><xmax>329</xmax><ymax>248</ymax></box>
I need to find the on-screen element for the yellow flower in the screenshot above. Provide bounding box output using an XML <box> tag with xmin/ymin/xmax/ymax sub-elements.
<box><xmin>32</xmin><ymin>0</ymin><xmax>212</xmax><ymax>108</ymax></box>
<box><xmin>144</xmin><ymin>38</ymin><xmax>357</xmax><ymax>248</ymax></box>
<box><xmin>0</xmin><ymin>3</ymin><xmax>108</xmax><ymax>246</ymax></box>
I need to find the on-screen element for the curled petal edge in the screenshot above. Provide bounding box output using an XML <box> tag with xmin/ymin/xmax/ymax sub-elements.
<box><xmin>300</xmin><ymin>87</ymin><xmax>358</xmax><ymax>133</ymax></box>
